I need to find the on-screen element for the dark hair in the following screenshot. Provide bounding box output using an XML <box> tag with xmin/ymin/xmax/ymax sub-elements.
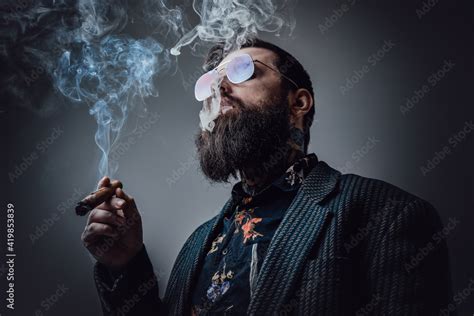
<box><xmin>203</xmin><ymin>38</ymin><xmax>315</xmax><ymax>153</ymax></box>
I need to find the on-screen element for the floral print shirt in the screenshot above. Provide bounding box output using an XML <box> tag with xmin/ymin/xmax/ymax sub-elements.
<box><xmin>191</xmin><ymin>153</ymin><xmax>318</xmax><ymax>315</ymax></box>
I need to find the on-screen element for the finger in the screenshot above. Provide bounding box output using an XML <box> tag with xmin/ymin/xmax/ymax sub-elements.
<box><xmin>97</xmin><ymin>176</ymin><xmax>110</xmax><ymax>190</ymax></box>
<box><xmin>82</xmin><ymin>222</ymin><xmax>118</xmax><ymax>246</ymax></box>
<box><xmin>95</xmin><ymin>200</ymin><xmax>116</xmax><ymax>212</ymax></box>
<box><xmin>116</xmin><ymin>188</ymin><xmax>138</xmax><ymax>217</ymax></box>
<box><xmin>87</xmin><ymin>208</ymin><xmax>126</xmax><ymax>227</ymax></box>
<box><xmin>115</xmin><ymin>187</ymin><xmax>133</xmax><ymax>204</ymax></box>
<box><xmin>109</xmin><ymin>197</ymin><xmax>127</xmax><ymax>210</ymax></box>
<box><xmin>94</xmin><ymin>178</ymin><xmax>122</xmax><ymax>211</ymax></box>
<box><xmin>94</xmin><ymin>197</ymin><xmax>126</xmax><ymax>213</ymax></box>
<box><xmin>110</xmin><ymin>179</ymin><xmax>123</xmax><ymax>190</ymax></box>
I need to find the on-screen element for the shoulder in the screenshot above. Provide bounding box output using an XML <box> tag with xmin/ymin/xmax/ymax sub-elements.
<box><xmin>309</xmin><ymin>160</ymin><xmax>425</xmax><ymax>206</ymax></box>
<box><xmin>323</xmin><ymin>171</ymin><xmax>447</xmax><ymax>258</ymax></box>
<box><xmin>320</xmin><ymin>165</ymin><xmax>440</xmax><ymax>225</ymax></box>
<box><xmin>338</xmin><ymin>172</ymin><xmax>420</xmax><ymax>204</ymax></box>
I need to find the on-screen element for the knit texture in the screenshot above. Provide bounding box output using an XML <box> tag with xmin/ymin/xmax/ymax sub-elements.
<box><xmin>95</xmin><ymin>161</ymin><xmax>453</xmax><ymax>315</ymax></box>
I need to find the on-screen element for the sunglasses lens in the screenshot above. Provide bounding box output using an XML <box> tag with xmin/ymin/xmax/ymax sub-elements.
<box><xmin>227</xmin><ymin>54</ymin><xmax>254</xmax><ymax>84</ymax></box>
<box><xmin>195</xmin><ymin>70</ymin><xmax>218</xmax><ymax>101</ymax></box>
<box><xmin>194</xmin><ymin>54</ymin><xmax>254</xmax><ymax>101</ymax></box>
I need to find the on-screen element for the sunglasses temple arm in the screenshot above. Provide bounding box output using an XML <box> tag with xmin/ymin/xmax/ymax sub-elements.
<box><xmin>255</xmin><ymin>60</ymin><xmax>299</xmax><ymax>89</ymax></box>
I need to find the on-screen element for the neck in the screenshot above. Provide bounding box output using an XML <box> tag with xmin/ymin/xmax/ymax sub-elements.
<box><xmin>239</xmin><ymin>127</ymin><xmax>306</xmax><ymax>195</ymax></box>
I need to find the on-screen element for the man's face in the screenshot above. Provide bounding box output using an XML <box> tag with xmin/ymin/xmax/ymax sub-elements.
<box><xmin>195</xmin><ymin>47</ymin><xmax>293</xmax><ymax>183</ymax></box>
<box><xmin>214</xmin><ymin>47</ymin><xmax>286</xmax><ymax>114</ymax></box>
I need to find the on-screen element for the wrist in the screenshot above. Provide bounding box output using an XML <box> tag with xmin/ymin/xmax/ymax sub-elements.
<box><xmin>107</xmin><ymin>243</ymin><xmax>145</xmax><ymax>272</ymax></box>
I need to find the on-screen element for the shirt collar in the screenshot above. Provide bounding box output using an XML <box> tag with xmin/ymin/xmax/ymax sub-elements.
<box><xmin>231</xmin><ymin>153</ymin><xmax>319</xmax><ymax>201</ymax></box>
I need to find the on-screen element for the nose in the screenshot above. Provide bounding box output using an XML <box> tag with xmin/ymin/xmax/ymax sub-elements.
<box><xmin>218</xmin><ymin>73</ymin><xmax>232</xmax><ymax>96</ymax></box>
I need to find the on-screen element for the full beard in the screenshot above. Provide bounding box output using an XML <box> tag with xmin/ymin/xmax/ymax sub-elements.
<box><xmin>195</xmin><ymin>94</ymin><xmax>291</xmax><ymax>183</ymax></box>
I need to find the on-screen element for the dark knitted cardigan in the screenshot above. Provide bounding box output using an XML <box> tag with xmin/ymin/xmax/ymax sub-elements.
<box><xmin>95</xmin><ymin>161</ymin><xmax>453</xmax><ymax>315</ymax></box>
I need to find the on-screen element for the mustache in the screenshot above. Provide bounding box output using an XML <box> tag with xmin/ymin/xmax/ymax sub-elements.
<box><xmin>220</xmin><ymin>93</ymin><xmax>243</xmax><ymax>109</ymax></box>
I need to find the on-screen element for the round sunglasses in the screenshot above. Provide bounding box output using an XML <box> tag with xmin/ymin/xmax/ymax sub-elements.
<box><xmin>194</xmin><ymin>53</ymin><xmax>298</xmax><ymax>101</ymax></box>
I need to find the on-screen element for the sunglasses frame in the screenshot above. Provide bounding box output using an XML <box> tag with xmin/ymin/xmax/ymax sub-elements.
<box><xmin>195</xmin><ymin>53</ymin><xmax>299</xmax><ymax>101</ymax></box>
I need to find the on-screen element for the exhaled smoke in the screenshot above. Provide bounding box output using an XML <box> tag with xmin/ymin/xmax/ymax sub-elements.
<box><xmin>170</xmin><ymin>0</ymin><xmax>295</xmax><ymax>56</ymax></box>
<box><xmin>1</xmin><ymin>0</ymin><xmax>295</xmax><ymax>180</ymax></box>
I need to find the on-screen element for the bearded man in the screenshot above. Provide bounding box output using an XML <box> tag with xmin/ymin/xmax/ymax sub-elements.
<box><xmin>82</xmin><ymin>38</ymin><xmax>453</xmax><ymax>315</ymax></box>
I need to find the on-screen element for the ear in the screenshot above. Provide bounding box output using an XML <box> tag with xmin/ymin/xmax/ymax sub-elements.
<box><xmin>289</xmin><ymin>88</ymin><xmax>313</xmax><ymax>126</ymax></box>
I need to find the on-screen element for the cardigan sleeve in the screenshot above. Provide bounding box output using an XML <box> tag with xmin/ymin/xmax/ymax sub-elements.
<box><xmin>94</xmin><ymin>244</ymin><xmax>166</xmax><ymax>315</ymax></box>
<box><xmin>365</xmin><ymin>199</ymin><xmax>454</xmax><ymax>315</ymax></box>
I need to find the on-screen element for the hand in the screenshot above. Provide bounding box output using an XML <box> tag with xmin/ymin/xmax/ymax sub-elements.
<box><xmin>81</xmin><ymin>176</ymin><xmax>143</xmax><ymax>270</ymax></box>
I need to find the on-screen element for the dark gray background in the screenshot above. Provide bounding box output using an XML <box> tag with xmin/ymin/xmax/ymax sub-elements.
<box><xmin>2</xmin><ymin>0</ymin><xmax>473</xmax><ymax>315</ymax></box>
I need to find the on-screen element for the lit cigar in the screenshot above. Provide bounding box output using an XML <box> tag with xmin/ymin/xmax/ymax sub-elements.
<box><xmin>75</xmin><ymin>180</ymin><xmax>123</xmax><ymax>216</ymax></box>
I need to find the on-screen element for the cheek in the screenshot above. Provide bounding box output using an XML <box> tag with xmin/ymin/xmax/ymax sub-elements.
<box><xmin>238</xmin><ymin>86</ymin><xmax>279</xmax><ymax>108</ymax></box>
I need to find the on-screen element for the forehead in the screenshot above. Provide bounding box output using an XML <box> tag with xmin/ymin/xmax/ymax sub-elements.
<box><xmin>219</xmin><ymin>47</ymin><xmax>278</xmax><ymax>67</ymax></box>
